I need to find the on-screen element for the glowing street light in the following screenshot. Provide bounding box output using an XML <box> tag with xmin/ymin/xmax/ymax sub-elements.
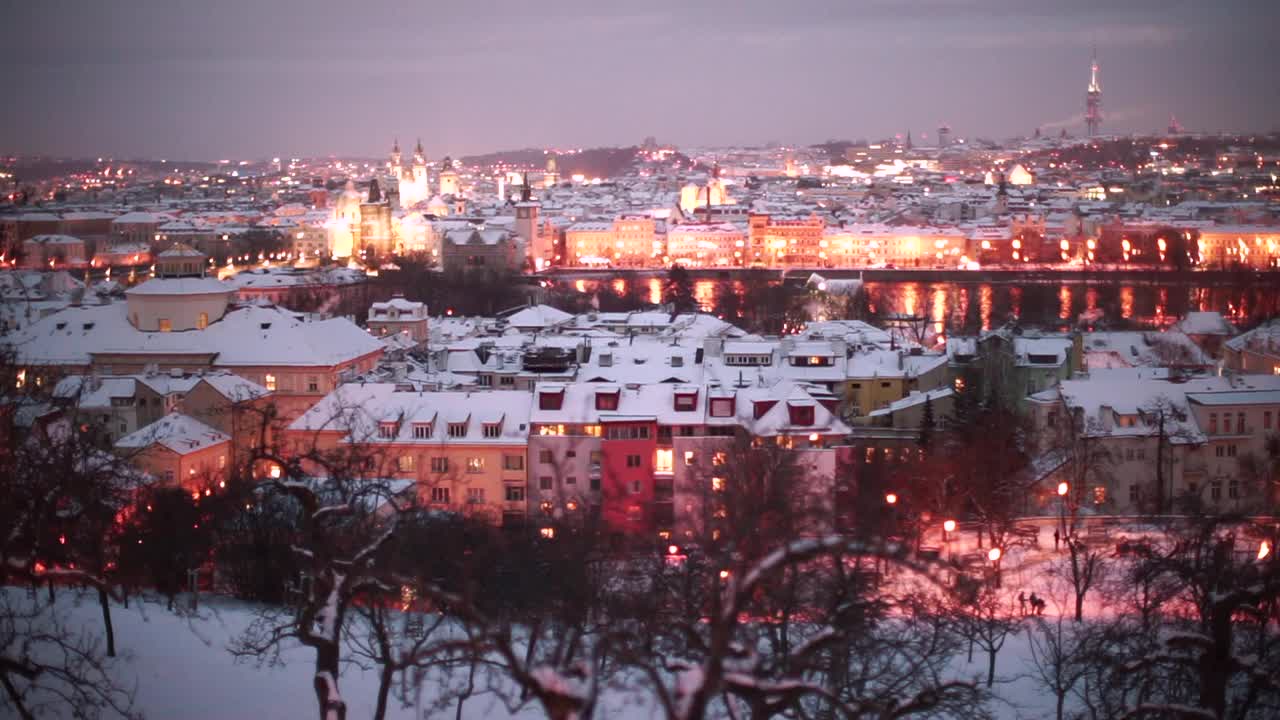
<box><xmin>1261</xmin><ymin>540</ymin><xmax>1272</xmax><ymax>561</ymax></box>
<box><xmin>885</xmin><ymin>493</ymin><xmax>898</xmax><ymax>505</ymax></box>
<box><xmin>1057</xmin><ymin>482</ymin><xmax>1069</xmax><ymax>496</ymax></box>
<box><xmin>988</xmin><ymin>547</ymin><xmax>1002</xmax><ymax>563</ymax></box>
<box><xmin>943</xmin><ymin>519</ymin><xmax>957</xmax><ymax>534</ymax></box>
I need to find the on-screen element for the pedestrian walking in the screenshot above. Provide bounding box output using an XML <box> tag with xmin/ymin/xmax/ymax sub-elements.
<box><xmin>1053</xmin><ymin>529</ymin><xmax>1060</xmax><ymax>551</ymax></box>
<box><xmin>1018</xmin><ymin>591</ymin><xmax>1027</xmax><ymax>616</ymax></box>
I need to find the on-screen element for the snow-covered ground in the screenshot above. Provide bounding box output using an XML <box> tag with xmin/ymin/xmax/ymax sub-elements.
<box><xmin>7</xmin><ymin>584</ymin><xmax>1089</xmax><ymax>720</ymax></box>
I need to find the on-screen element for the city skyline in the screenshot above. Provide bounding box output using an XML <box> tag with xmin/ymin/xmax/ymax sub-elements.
<box><xmin>4</xmin><ymin>0</ymin><xmax>1279</xmax><ymax>161</ymax></box>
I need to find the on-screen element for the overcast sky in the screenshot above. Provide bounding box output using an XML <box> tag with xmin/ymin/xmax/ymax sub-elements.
<box><xmin>4</xmin><ymin>0</ymin><xmax>1277</xmax><ymax>160</ymax></box>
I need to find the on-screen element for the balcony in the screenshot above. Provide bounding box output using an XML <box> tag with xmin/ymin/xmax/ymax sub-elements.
<box><xmin>654</xmin><ymin>477</ymin><xmax>674</xmax><ymax>501</ymax></box>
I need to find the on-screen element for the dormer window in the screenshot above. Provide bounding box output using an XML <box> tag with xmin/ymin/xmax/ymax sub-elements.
<box><xmin>674</xmin><ymin>392</ymin><xmax>697</xmax><ymax>412</ymax></box>
<box><xmin>483</xmin><ymin>423</ymin><xmax>502</xmax><ymax>438</ymax></box>
<box><xmin>596</xmin><ymin>391</ymin><xmax>620</xmax><ymax>411</ymax></box>
<box><xmin>412</xmin><ymin>423</ymin><xmax>433</xmax><ymax>439</ymax></box>
<box><xmin>753</xmin><ymin>400</ymin><xmax>777</xmax><ymax>420</ymax></box>
<box><xmin>788</xmin><ymin>404</ymin><xmax>815</xmax><ymax>426</ymax></box>
<box><xmin>599</xmin><ymin>353</ymin><xmax>613</xmax><ymax>367</ymax></box>
<box><xmin>709</xmin><ymin>397</ymin><xmax>734</xmax><ymax>418</ymax></box>
<box><xmin>671</xmin><ymin>355</ymin><xmax>684</xmax><ymax>368</ymax></box>
<box><xmin>539</xmin><ymin>389</ymin><xmax>564</xmax><ymax>410</ymax></box>
<box><xmin>448</xmin><ymin>422</ymin><xmax>468</xmax><ymax>438</ymax></box>
<box><xmin>378</xmin><ymin>421</ymin><xmax>398</xmax><ymax>439</ymax></box>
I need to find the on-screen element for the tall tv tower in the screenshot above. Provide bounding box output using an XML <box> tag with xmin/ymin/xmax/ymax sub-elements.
<box><xmin>1085</xmin><ymin>48</ymin><xmax>1102</xmax><ymax>136</ymax></box>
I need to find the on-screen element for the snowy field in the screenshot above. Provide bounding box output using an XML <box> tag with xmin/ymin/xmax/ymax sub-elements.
<box><xmin>9</xmin><ymin>584</ymin><xmax>1080</xmax><ymax>719</ymax></box>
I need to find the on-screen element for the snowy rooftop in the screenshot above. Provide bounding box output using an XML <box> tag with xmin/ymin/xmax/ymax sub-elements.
<box><xmin>5</xmin><ymin>303</ymin><xmax>384</xmax><ymax>369</ymax></box>
<box><xmin>116</xmin><ymin>412</ymin><xmax>230</xmax><ymax>455</ymax></box>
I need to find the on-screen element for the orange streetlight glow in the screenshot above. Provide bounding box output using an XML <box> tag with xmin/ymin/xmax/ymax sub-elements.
<box><xmin>885</xmin><ymin>493</ymin><xmax>898</xmax><ymax>505</ymax></box>
<box><xmin>1057</xmin><ymin>482</ymin><xmax>1069</xmax><ymax>496</ymax></box>
<box><xmin>988</xmin><ymin>547</ymin><xmax>1002</xmax><ymax>562</ymax></box>
<box><xmin>1261</xmin><ymin>540</ymin><xmax>1272</xmax><ymax>561</ymax></box>
<box><xmin>943</xmin><ymin>519</ymin><xmax>957</xmax><ymax>533</ymax></box>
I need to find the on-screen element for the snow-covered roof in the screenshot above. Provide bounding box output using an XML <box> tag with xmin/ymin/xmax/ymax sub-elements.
<box><xmin>125</xmin><ymin>277</ymin><xmax>231</xmax><ymax>296</ymax></box>
<box><xmin>1175</xmin><ymin>311</ymin><xmax>1233</xmax><ymax>336</ymax></box>
<box><xmin>4</xmin><ymin>303</ymin><xmax>384</xmax><ymax>369</ymax></box>
<box><xmin>116</xmin><ymin>412</ymin><xmax>230</xmax><ymax>455</ymax></box>
<box><xmin>288</xmin><ymin>384</ymin><xmax>532</xmax><ymax>444</ymax></box>
<box><xmin>503</xmin><ymin>304</ymin><xmax>573</xmax><ymax>329</ymax></box>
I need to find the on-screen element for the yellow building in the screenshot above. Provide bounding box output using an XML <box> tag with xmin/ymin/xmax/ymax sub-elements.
<box><xmin>666</xmin><ymin>223</ymin><xmax>746</xmax><ymax>267</ymax></box>
<box><xmin>564</xmin><ymin>215</ymin><xmax>657</xmax><ymax>267</ymax></box>
<box><xmin>1197</xmin><ymin>226</ymin><xmax>1280</xmax><ymax>269</ymax></box>
<box><xmin>286</xmin><ymin>386</ymin><xmax>533</xmax><ymax>526</ymax></box>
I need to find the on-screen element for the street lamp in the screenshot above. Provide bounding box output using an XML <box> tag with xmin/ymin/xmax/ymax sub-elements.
<box><xmin>1057</xmin><ymin>482</ymin><xmax>1070</xmax><ymax>551</ymax></box>
<box><xmin>885</xmin><ymin>493</ymin><xmax>898</xmax><ymax>505</ymax></box>
<box><xmin>1261</xmin><ymin>540</ymin><xmax>1272</xmax><ymax>561</ymax></box>
<box><xmin>943</xmin><ymin>519</ymin><xmax>956</xmax><ymax>559</ymax></box>
<box><xmin>988</xmin><ymin>547</ymin><xmax>1003</xmax><ymax>588</ymax></box>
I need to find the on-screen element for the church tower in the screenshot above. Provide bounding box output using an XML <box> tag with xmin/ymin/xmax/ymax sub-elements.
<box><xmin>543</xmin><ymin>155</ymin><xmax>560</xmax><ymax>189</ymax></box>
<box><xmin>412</xmin><ymin>138</ymin><xmax>428</xmax><ymax>187</ymax></box>
<box><xmin>1085</xmin><ymin>49</ymin><xmax>1102</xmax><ymax>136</ymax></box>
<box><xmin>360</xmin><ymin>178</ymin><xmax>393</xmax><ymax>258</ymax></box>
<box><xmin>438</xmin><ymin>156</ymin><xmax>460</xmax><ymax>197</ymax></box>
<box><xmin>389</xmin><ymin>139</ymin><xmax>402</xmax><ymax>176</ymax></box>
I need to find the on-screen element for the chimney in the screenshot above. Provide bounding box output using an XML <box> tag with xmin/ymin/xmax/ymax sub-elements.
<box><xmin>1098</xmin><ymin>404</ymin><xmax>1114</xmax><ymax>432</ymax></box>
<box><xmin>704</xmin><ymin>337</ymin><xmax>724</xmax><ymax>358</ymax></box>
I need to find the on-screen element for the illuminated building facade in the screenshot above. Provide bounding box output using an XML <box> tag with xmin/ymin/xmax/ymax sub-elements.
<box><xmin>565</xmin><ymin>215</ymin><xmax>658</xmax><ymax>268</ymax></box>
<box><xmin>390</xmin><ymin>139</ymin><xmax>430</xmax><ymax>209</ymax></box>
<box><xmin>747</xmin><ymin>213</ymin><xmax>825</xmax><ymax>268</ymax></box>
<box><xmin>666</xmin><ymin>223</ymin><xmax>746</xmax><ymax>267</ymax></box>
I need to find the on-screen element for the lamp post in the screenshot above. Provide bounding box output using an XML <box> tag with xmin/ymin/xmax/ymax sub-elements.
<box><xmin>943</xmin><ymin>519</ymin><xmax>956</xmax><ymax>560</ymax></box>
<box><xmin>1057</xmin><ymin>481</ymin><xmax>1070</xmax><ymax>552</ymax></box>
<box><xmin>988</xmin><ymin>547</ymin><xmax>1003</xmax><ymax>588</ymax></box>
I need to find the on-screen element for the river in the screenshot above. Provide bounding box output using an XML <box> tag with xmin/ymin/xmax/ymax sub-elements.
<box><xmin>554</xmin><ymin>274</ymin><xmax>1280</xmax><ymax>334</ymax></box>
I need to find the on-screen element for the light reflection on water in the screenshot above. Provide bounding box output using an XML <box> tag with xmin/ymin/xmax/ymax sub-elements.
<box><xmin>564</xmin><ymin>276</ymin><xmax>1280</xmax><ymax>330</ymax></box>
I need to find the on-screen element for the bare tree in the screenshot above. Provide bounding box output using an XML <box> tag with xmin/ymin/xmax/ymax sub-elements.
<box><xmin>229</xmin><ymin>400</ymin><xmax>412</xmax><ymax>720</ymax></box>
<box><xmin>955</xmin><ymin>582</ymin><xmax>1020</xmax><ymax>689</ymax></box>
<box><xmin>0</xmin><ymin>361</ymin><xmax>141</xmax><ymax>719</ymax></box>
<box><xmin>1085</xmin><ymin>514</ymin><xmax>1280</xmax><ymax>719</ymax></box>
<box><xmin>1025</xmin><ymin>613</ymin><xmax>1094</xmax><ymax>720</ymax></box>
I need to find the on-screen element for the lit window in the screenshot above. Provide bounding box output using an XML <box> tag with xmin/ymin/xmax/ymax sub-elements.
<box><xmin>197</xmin><ymin>312</ymin><xmax>209</xmax><ymax>330</ymax></box>
<box><xmin>712</xmin><ymin>476</ymin><xmax>725</xmax><ymax>492</ymax></box>
<box><xmin>654</xmin><ymin>448</ymin><xmax>673</xmax><ymax>474</ymax></box>
<box><xmin>264</xmin><ymin>374</ymin><xmax>277</xmax><ymax>391</ymax></box>
<box><xmin>1092</xmin><ymin>486</ymin><xmax>1106</xmax><ymax>505</ymax></box>
<box><xmin>466</xmin><ymin>457</ymin><xmax>484</xmax><ymax>473</ymax></box>
<box><xmin>398</xmin><ymin>455</ymin><xmax>415</xmax><ymax>472</ymax></box>
<box><xmin>540</xmin><ymin>527</ymin><xmax>556</xmax><ymax>539</ymax></box>
<box><xmin>158</xmin><ymin>318</ymin><xmax>172</xmax><ymax>332</ymax></box>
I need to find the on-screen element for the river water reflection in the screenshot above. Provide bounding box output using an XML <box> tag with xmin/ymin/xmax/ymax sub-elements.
<box><xmin>564</xmin><ymin>275</ymin><xmax>1280</xmax><ymax>333</ymax></box>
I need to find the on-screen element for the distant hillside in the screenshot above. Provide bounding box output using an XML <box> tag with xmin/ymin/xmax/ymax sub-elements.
<box><xmin>461</xmin><ymin>146</ymin><xmax>644</xmax><ymax>179</ymax></box>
